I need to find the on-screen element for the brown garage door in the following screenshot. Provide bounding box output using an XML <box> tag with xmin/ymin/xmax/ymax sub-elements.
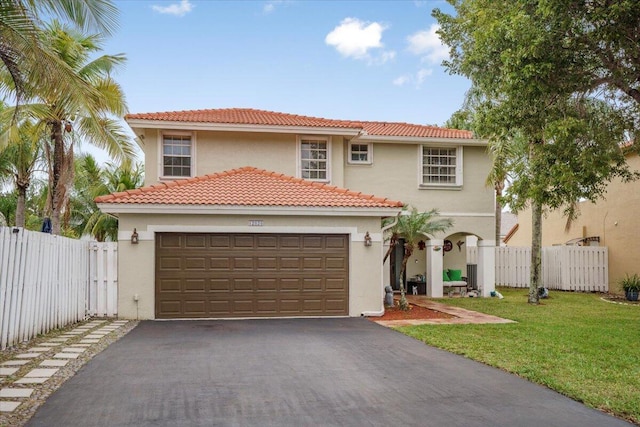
<box><xmin>155</xmin><ymin>233</ymin><xmax>349</xmax><ymax>319</ymax></box>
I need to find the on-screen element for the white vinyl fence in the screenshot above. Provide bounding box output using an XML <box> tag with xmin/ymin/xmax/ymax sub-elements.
<box><xmin>0</xmin><ymin>227</ymin><xmax>117</xmax><ymax>350</ymax></box>
<box><xmin>88</xmin><ymin>241</ymin><xmax>118</xmax><ymax>317</ymax></box>
<box><xmin>468</xmin><ymin>245</ymin><xmax>608</xmax><ymax>291</ymax></box>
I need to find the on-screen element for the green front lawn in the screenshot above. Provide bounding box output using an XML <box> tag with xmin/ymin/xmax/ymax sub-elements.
<box><xmin>399</xmin><ymin>288</ymin><xmax>640</xmax><ymax>424</ymax></box>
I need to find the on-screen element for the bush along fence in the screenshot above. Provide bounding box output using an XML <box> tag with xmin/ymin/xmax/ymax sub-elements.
<box><xmin>0</xmin><ymin>227</ymin><xmax>117</xmax><ymax>350</ymax></box>
<box><xmin>468</xmin><ymin>245</ymin><xmax>608</xmax><ymax>292</ymax></box>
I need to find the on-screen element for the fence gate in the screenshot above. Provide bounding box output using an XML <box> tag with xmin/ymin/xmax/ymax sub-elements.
<box><xmin>0</xmin><ymin>227</ymin><xmax>118</xmax><ymax>350</ymax></box>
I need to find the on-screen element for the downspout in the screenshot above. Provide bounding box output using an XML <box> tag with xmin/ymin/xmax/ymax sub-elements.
<box><xmin>361</xmin><ymin>212</ymin><xmax>402</xmax><ymax>317</ymax></box>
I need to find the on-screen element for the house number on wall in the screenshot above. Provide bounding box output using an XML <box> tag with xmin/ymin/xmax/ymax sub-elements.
<box><xmin>248</xmin><ymin>220</ymin><xmax>264</xmax><ymax>226</ymax></box>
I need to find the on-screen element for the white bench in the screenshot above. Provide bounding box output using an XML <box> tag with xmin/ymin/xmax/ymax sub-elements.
<box><xmin>444</xmin><ymin>281</ymin><xmax>468</xmax><ymax>297</ymax></box>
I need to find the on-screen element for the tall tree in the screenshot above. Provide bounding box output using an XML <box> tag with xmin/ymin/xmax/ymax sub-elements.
<box><xmin>70</xmin><ymin>154</ymin><xmax>143</xmax><ymax>241</ymax></box>
<box><xmin>0</xmin><ymin>191</ymin><xmax>17</xmax><ymax>226</ymax></box>
<box><xmin>384</xmin><ymin>207</ymin><xmax>452</xmax><ymax>310</ymax></box>
<box><xmin>435</xmin><ymin>1</ymin><xmax>637</xmax><ymax>303</ymax></box>
<box><xmin>0</xmin><ymin>0</ymin><xmax>118</xmax><ymax>111</ymax></box>
<box><xmin>445</xmin><ymin>91</ymin><xmax>521</xmax><ymax>246</ymax></box>
<box><xmin>2</xmin><ymin>21</ymin><xmax>135</xmax><ymax>235</ymax></box>
<box><xmin>0</xmin><ymin>120</ymin><xmax>44</xmax><ymax>227</ymax></box>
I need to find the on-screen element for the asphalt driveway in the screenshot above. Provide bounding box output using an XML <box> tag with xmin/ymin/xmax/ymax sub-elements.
<box><xmin>27</xmin><ymin>318</ymin><xmax>631</xmax><ymax>427</ymax></box>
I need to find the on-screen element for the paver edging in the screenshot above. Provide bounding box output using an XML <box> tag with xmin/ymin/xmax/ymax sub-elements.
<box><xmin>0</xmin><ymin>319</ymin><xmax>139</xmax><ymax>425</ymax></box>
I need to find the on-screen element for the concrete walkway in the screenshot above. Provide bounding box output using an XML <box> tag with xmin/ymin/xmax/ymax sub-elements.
<box><xmin>373</xmin><ymin>295</ymin><xmax>516</xmax><ymax>327</ymax></box>
<box><xmin>26</xmin><ymin>319</ymin><xmax>631</xmax><ymax>427</ymax></box>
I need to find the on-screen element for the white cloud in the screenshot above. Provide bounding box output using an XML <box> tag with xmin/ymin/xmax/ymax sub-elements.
<box><xmin>151</xmin><ymin>0</ymin><xmax>194</xmax><ymax>17</ymax></box>
<box><xmin>370</xmin><ymin>50</ymin><xmax>396</xmax><ymax>65</ymax></box>
<box><xmin>416</xmin><ymin>68</ymin><xmax>433</xmax><ymax>84</ymax></box>
<box><xmin>392</xmin><ymin>68</ymin><xmax>433</xmax><ymax>87</ymax></box>
<box><xmin>263</xmin><ymin>1</ymin><xmax>285</xmax><ymax>14</ymax></box>
<box><xmin>325</xmin><ymin>18</ymin><xmax>388</xmax><ymax>61</ymax></box>
<box><xmin>406</xmin><ymin>24</ymin><xmax>449</xmax><ymax>64</ymax></box>
<box><xmin>393</xmin><ymin>75</ymin><xmax>410</xmax><ymax>86</ymax></box>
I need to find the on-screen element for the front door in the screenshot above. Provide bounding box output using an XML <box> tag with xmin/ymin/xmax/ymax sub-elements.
<box><xmin>389</xmin><ymin>238</ymin><xmax>406</xmax><ymax>291</ymax></box>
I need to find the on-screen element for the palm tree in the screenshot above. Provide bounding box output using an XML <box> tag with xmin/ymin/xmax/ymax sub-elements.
<box><xmin>0</xmin><ymin>120</ymin><xmax>44</xmax><ymax>227</ymax></box>
<box><xmin>2</xmin><ymin>21</ymin><xmax>136</xmax><ymax>235</ymax></box>
<box><xmin>384</xmin><ymin>207</ymin><xmax>453</xmax><ymax>310</ymax></box>
<box><xmin>70</xmin><ymin>154</ymin><xmax>143</xmax><ymax>241</ymax></box>
<box><xmin>0</xmin><ymin>191</ymin><xmax>17</xmax><ymax>226</ymax></box>
<box><xmin>0</xmin><ymin>0</ymin><xmax>118</xmax><ymax>110</ymax></box>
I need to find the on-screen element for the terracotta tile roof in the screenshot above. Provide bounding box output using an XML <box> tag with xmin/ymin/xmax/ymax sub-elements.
<box><xmin>125</xmin><ymin>108</ymin><xmax>473</xmax><ymax>139</ymax></box>
<box><xmin>360</xmin><ymin>121</ymin><xmax>472</xmax><ymax>139</ymax></box>
<box><xmin>95</xmin><ymin>166</ymin><xmax>404</xmax><ymax>208</ymax></box>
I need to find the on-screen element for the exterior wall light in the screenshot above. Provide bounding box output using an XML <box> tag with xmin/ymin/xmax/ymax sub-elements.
<box><xmin>131</xmin><ymin>228</ymin><xmax>139</xmax><ymax>244</ymax></box>
<box><xmin>364</xmin><ymin>232</ymin><xmax>372</xmax><ymax>247</ymax></box>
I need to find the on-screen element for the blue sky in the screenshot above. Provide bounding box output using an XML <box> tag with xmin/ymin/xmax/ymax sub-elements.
<box><xmin>87</xmin><ymin>1</ymin><xmax>470</xmax><ymax>162</ymax></box>
<box><xmin>105</xmin><ymin>0</ymin><xmax>469</xmax><ymax>125</ymax></box>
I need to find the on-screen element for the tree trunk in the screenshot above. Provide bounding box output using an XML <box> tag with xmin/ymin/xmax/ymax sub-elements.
<box><xmin>15</xmin><ymin>182</ymin><xmax>27</xmax><ymax>228</ymax></box>
<box><xmin>50</xmin><ymin>120</ymin><xmax>64</xmax><ymax>235</ymax></box>
<box><xmin>495</xmin><ymin>184</ymin><xmax>503</xmax><ymax>246</ymax></box>
<box><xmin>529</xmin><ymin>199</ymin><xmax>542</xmax><ymax>304</ymax></box>
<box><xmin>383</xmin><ymin>234</ymin><xmax>397</xmax><ymax>264</ymax></box>
<box><xmin>398</xmin><ymin>245</ymin><xmax>412</xmax><ymax>310</ymax></box>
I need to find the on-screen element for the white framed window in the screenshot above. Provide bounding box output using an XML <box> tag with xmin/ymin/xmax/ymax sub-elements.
<box><xmin>298</xmin><ymin>136</ymin><xmax>330</xmax><ymax>182</ymax></box>
<box><xmin>348</xmin><ymin>142</ymin><xmax>373</xmax><ymax>164</ymax></box>
<box><xmin>420</xmin><ymin>145</ymin><xmax>463</xmax><ymax>187</ymax></box>
<box><xmin>160</xmin><ymin>132</ymin><xmax>195</xmax><ymax>179</ymax></box>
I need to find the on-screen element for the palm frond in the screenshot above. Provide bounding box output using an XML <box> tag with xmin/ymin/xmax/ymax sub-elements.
<box><xmin>27</xmin><ymin>0</ymin><xmax>119</xmax><ymax>36</ymax></box>
<box><xmin>76</xmin><ymin>116</ymin><xmax>136</xmax><ymax>163</ymax></box>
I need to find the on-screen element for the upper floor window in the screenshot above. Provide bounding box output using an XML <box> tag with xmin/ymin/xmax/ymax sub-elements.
<box><xmin>348</xmin><ymin>142</ymin><xmax>372</xmax><ymax>164</ymax></box>
<box><xmin>162</xmin><ymin>133</ymin><xmax>193</xmax><ymax>178</ymax></box>
<box><xmin>421</xmin><ymin>146</ymin><xmax>462</xmax><ymax>186</ymax></box>
<box><xmin>299</xmin><ymin>137</ymin><xmax>330</xmax><ymax>181</ymax></box>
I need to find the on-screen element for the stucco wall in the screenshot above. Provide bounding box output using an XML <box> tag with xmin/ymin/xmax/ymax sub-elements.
<box><xmin>137</xmin><ymin>127</ymin><xmax>494</xmax><ymax>239</ymax></box>
<box><xmin>344</xmin><ymin>144</ymin><xmax>494</xmax><ymax>214</ymax></box>
<box><xmin>117</xmin><ymin>214</ymin><xmax>386</xmax><ymax>319</ymax></box>
<box><xmin>140</xmin><ymin>129</ymin><xmax>347</xmax><ymax>188</ymax></box>
<box><xmin>506</xmin><ymin>153</ymin><xmax>640</xmax><ymax>292</ymax></box>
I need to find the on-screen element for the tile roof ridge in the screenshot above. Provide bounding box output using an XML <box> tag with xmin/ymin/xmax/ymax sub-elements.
<box><xmin>360</xmin><ymin>119</ymin><xmax>457</xmax><ymax>129</ymax></box>
<box><xmin>125</xmin><ymin>107</ymin><xmax>473</xmax><ymax>135</ymax></box>
<box><xmin>94</xmin><ymin>165</ymin><xmax>405</xmax><ymax>208</ymax></box>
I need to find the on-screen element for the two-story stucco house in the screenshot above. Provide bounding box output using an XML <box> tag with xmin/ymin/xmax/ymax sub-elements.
<box><xmin>96</xmin><ymin>108</ymin><xmax>496</xmax><ymax>320</ymax></box>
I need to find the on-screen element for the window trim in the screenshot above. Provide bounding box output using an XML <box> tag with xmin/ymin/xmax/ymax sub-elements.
<box><xmin>347</xmin><ymin>141</ymin><xmax>373</xmax><ymax>165</ymax></box>
<box><xmin>297</xmin><ymin>135</ymin><xmax>331</xmax><ymax>182</ymax></box>
<box><xmin>418</xmin><ymin>145</ymin><xmax>463</xmax><ymax>188</ymax></box>
<box><xmin>158</xmin><ymin>130</ymin><xmax>196</xmax><ymax>181</ymax></box>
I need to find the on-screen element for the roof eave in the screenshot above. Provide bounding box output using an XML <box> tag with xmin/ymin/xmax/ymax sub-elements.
<box><xmin>356</xmin><ymin>135</ymin><xmax>486</xmax><ymax>145</ymax></box>
<box><xmin>97</xmin><ymin>203</ymin><xmax>403</xmax><ymax>217</ymax></box>
<box><xmin>125</xmin><ymin>119</ymin><xmax>362</xmax><ymax>136</ymax></box>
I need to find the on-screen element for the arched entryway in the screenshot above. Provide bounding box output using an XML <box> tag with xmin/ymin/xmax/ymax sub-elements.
<box><xmin>423</xmin><ymin>232</ymin><xmax>496</xmax><ymax>298</ymax></box>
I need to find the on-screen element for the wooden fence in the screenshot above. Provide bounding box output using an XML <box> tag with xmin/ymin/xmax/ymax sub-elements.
<box><xmin>467</xmin><ymin>245</ymin><xmax>608</xmax><ymax>291</ymax></box>
<box><xmin>0</xmin><ymin>227</ymin><xmax>117</xmax><ymax>350</ymax></box>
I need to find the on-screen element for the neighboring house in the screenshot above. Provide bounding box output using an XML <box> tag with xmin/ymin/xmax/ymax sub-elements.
<box><xmin>96</xmin><ymin>108</ymin><xmax>496</xmax><ymax>320</ymax></box>
<box><xmin>505</xmin><ymin>150</ymin><xmax>640</xmax><ymax>293</ymax></box>
<box><xmin>500</xmin><ymin>212</ymin><xmax>518</xmax><ymax>246</ymax></box>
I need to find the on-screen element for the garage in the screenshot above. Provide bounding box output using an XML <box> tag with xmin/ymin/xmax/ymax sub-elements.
<box><xmin>155</xmin><ymin>232</ymin><xmax>349</xmax><ymax>318</ymax></box>
<box><xmin>96</xmin><ymin>166</ymin><xmax>403</xmax><ymax>319</ymax></box>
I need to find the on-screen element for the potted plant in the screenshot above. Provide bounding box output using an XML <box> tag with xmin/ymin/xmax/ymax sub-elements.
<box><xmin>619</xmin><ymin>274</ymin><xmax>640</xmax><ymax>301</ymax></box>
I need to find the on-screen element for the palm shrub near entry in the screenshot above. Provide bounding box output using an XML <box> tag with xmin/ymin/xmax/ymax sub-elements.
<box><xmin>620</xmin><ymin>274</ymin><xmax>640</xmax><ymax>301</ymax></box>
<box><xmin>384</xmin><ymin>207</ymin><xmax>453</xmax><ymax>310</ymax></box>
